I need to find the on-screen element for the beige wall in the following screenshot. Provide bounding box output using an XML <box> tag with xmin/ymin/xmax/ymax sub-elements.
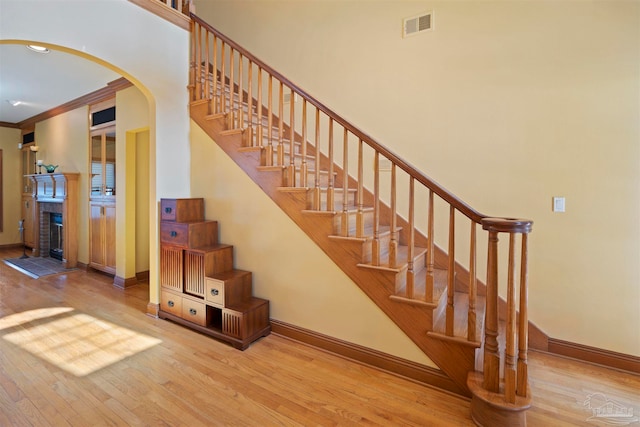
<box><xmin>0</xmin><ymin>127</ymin><xmax>22</xmax><ymax>245</ymax></box>
<box><xmin>196</xmin><ymin>1</ymin><xmax>640</xmax><ymax>356</ymax></box>
<box><xmin>190</xmin><ymin>122</ymin><xmax>434</xmax><ymax>367</ymax></box>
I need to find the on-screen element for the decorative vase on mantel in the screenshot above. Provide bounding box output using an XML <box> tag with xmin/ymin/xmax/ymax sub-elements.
<box><xmin>44</xmin><ymin>164</ymin><xmax>59</xmax><ymax>173</ymax></box>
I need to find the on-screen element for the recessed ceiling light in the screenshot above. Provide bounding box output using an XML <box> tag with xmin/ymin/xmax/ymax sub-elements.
<box><xmin>7</xmin><ymin>100</ymin><xmax>22</xmax><ymax>106</ymax></box>
<box><xmin>26</xmin><ymin>45</ymin><xmax>50</xmax><ymax>54</ymax></box>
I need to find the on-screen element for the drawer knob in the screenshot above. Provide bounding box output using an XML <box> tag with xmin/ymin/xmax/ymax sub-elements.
<box><xmin>189</xmin><ymin>308</ymin><xmax>197</xmax><ymax>316</ymax></box>
<box><xmin>168</xmin><ymin>300</ymin><xmax>175</xmax><ymax>307</ymax></box>
<box><xmin>211</xmin><ymin>289</ymin><xmax>219</xmax><ymax>296</ymax></box>
<box><xmin>165</xmin><ymin>207</ymin><xmax>172</xmax><ymax>214</ymax></box>
<box><xmin>170</xmin><ymin>231</ymin><xmax>177</xmax><ymax>237</ymax></box>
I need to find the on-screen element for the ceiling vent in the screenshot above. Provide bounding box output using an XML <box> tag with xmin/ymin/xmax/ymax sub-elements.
<box><xmin>403</xmin><ymin>12</ymin><xmax>432</xmax><ymax>38</ymax></box>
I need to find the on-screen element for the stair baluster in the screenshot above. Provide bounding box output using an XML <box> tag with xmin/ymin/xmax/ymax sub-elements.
<box><xmin>446</xmin><ymin>206</ymin><xmax>455</xmax><ymax>337</ymax></box>
<box><xmin>277</xmin><ymin>82</ymin><xmax>284</xmax><ymax>166</ymax></box>
<box><xmin>426</xmin><ymin>190</ymin><xmax>435</xmax><ymax>303</ymax></box>
<box><xmin>406</xmin><ymin>178</ymin><xmax>415</xmax><ymax>298</ymax></box>
<box><xmin>517</xmin><ymin>233</ymin><xmax>529</xmax><ymax>397</ymax></box>
<box><xmin>389</xmin><ymin>164</ymin><xmax>398</xmax><ymax>267</ymax></box>
<box><xmin>211</xmin><ymin>34</ymin><xmax>218</xmax><ymax>114</ymax></box>
<box><xmin>195</xmin><ymin>23</ymin><xmax>202</xmax><ymax>100</ymax></box>
<box><xmin>256</xmin><ymin>67</ymin><xmax>263</xmax><ymax>147</ymax></box>
<box><xmin>227</xmin><ymin>47</ymin><xmax>235</xmax><ymax>130</ymax></box>
<box><xmin>468</xmin><ymin>222</ymin><xmax>477</xmax><ymax>342</ymax></box>
<box><xmin>356</xmin><ymin>139</ymin><xmax>364</xmax><ymax>236</ymax></box>
<box><xmin>300</xmin><ymin>100</ymin><xmax>308</xmax><ymax>187</ymax></box>
<box><xmin>237</xmin><ymin>53</ymin><xmax>243</xmax><ymax>130</ymax></box>
<box><xmin>372</xmin><ymin>152</ymin><xmax>381</xmax><ymax>266</ymax></box>
<box><xmin>341</xmin><ymin>128</ymin><xmax>349</xmax><ymax>235</ymax></box>
<box><xmin>265</xmin><ymin>74</ymin><xmax>273</xmax><ymax>166</ymax></box>
<box><xmin>326</xmin><ymin>118</ymin><xmax>335</xmax><ymax>211</ymax></box>
<box><xmin>219</xmin><ymin>43</ymin><xmax>226</xmax><ymax>117</ymax></box>
<box><xmin>204</xmin><ymin>29</ymin><xmax>210</xmax><ymax>109</ymax></box>
<box><xmin>287</xmin><ymin>87</ymin><xmax>296</xmax><ymax>186</ymax></box>
<box><xmin>244</xmin><ymin>59</ymin><xmax>253</xmax><ymax>147</ymax></box>
<box><xmin>313</xmin><ymin>109</ymin><xmax>321</xmax><ymax>208</ymax></box>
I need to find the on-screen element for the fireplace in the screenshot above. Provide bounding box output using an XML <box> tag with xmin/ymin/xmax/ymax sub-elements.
<box><xmin>38</xmin><ymin>202</ymin><xmax>62</xmax><ymax>259</ymax></box>
<box><xmin>50</xmin><ymin>213</ymin><xmax>63</xmax><ymax>260</ymax></box>
<box><xmin>28</xmin><ymin>172</ymin><xmax>80</xmax><ymax>269</ymax></box>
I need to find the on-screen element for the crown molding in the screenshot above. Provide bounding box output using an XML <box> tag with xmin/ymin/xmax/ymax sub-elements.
<box><xmin>0</xmin><ymin>121</ymin><xmax>20</xmax><ymax>129</ymax></box>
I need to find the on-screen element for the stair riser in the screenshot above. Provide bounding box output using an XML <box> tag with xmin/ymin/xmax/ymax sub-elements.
<box><xmin>306</xmin><ymin>190</ymin><xmax>356</xmax><ymax>211</ymax></box>
<box><xmin>285</xmin><ymin>169</ymin><xmax>334</xmax><ymax>188</ymax></box>
<box><xmin>261</xmin><ymin>150</ymin><xmax>315</xmax><ymax>169</ymax></box>
<box><xmin>332</xmin><ymin>210</ymin><xmax>374</xmax><ymax>235</ymax></box>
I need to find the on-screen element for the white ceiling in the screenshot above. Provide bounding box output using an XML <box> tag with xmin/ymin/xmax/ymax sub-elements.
<box><xmin>0</xmin><ymin>43</ymin><xmax>121</xmax><ymax>124</ymax></box>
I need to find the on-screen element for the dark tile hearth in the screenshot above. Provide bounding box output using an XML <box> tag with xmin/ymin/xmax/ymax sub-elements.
<box><xmin>3</xmin><ymin>256</ymin><xmax>77</xmax><ymax>279</ymax></box>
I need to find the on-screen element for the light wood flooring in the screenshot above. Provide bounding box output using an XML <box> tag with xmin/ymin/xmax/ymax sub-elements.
<box><xmin>0</xmin><ymin>247</ymin><xmax>638</xmax><ymax>426</ymax></box>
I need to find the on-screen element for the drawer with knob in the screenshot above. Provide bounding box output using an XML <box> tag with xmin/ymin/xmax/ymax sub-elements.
<box><xmin>160</xmin><ymin>198</ymin><xmax>204</xmax><ymax>222</ymax></box>
<box><xmin>160</xmin><ymin>220</ymin><xmax>218</xmax><ymax>249</ymax></box>
<box><xmin>182</xmin><ymin>298</ymin><xmax>206</xmax><ymax>327</ymax></box>
<box><xmin>161</xmin><ymin>290</ymin><xmax>183</xmax><ymax>317</ymax></box>
<box><xmin>205</xmin><ymin>270</ymin><xmax>253</xmax><ymax>308</ymax></box>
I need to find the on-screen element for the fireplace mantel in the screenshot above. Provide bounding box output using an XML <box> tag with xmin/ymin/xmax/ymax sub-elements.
<box><xmin>26</xmin><ymin>173</ymin><xmax>79</xmax><ymax>268</ymax></box>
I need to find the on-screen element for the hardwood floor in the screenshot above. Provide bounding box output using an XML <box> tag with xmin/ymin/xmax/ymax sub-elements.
<box><xmin>0</xmin><ymin>248</ymin><xmax>638</xmax><ymax>426</ymax></box>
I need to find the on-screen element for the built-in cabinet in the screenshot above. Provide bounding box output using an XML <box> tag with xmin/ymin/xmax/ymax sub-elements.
<box><xmin>88</xmin><ymin>106</ymin><xmax>116</xmax><ymax>274</ymax></box>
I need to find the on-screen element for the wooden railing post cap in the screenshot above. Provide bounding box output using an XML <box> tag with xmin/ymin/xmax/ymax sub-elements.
<box><xmin>481</xmin><ymin>218</ymin><xmax>532</xmax><ymax>234</ymax></box>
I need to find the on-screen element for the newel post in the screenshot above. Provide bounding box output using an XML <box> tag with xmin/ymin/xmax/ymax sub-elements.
<box><xmin>467</xmin><ymin>217</ymin><xmax>533</xmax><ymax>427</ymax></box>
<box><xmin>483</xmin><ymin>228</ymin><xmax>501</xmax><ymax>392</ymax></box>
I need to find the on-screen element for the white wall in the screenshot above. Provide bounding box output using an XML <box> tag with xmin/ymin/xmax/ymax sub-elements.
<box><xmin>196</xmin><ymin>1</ymin><xmax>640</xmax><ymax>356</ymax></box>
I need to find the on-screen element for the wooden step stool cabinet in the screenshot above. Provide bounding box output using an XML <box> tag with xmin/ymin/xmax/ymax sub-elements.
<box><xmin>158</xmin><ymin>198</ymin><xmax>271</xmax><ymax>350</ymax></box>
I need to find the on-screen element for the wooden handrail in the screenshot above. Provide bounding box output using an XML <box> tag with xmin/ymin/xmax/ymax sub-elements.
<box><xmin>189</xmin><ymin>14</ymin><xmax>529</xmax><ymax>230</ymax></box>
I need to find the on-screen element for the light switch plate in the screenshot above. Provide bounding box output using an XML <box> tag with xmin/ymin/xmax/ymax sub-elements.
<box><xmin>553</xmin><ymin>197</ymin><xmax>565</xmax><ymax>213</ymax></box>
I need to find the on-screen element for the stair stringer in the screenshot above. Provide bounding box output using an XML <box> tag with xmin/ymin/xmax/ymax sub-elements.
<box><xmin>191</xmin><ymin>101</ymin><xmax>476</xmax><ymax>396</ymax></box>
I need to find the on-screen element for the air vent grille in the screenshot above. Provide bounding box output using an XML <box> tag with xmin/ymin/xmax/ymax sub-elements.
<box><xmin>403</xmin><ymin>12</ymin><xmax>432</xmax><ymax>38</ymax></box>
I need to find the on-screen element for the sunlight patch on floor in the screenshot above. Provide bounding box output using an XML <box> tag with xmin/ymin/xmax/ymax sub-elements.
<box><xmin>0</xmin><ymin>308</ymin><xmax>162</xmax><ymax>376</ymax></box>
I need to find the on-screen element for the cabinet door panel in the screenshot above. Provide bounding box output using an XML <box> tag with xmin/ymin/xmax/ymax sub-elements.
<box><xmin>105</xmin><ymin>205</ymin><xmax>116</xmax><ymax>269</ymax></box>
<box><xmin>90</xmin><ymin>204</ymin><xmax>104</xmax><ymax>266</ymax></box>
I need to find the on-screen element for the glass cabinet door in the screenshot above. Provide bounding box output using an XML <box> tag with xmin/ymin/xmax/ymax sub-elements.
<box><xmin>104</xmin><ymin>130</ymin><xmax>116</xmax><ymax>196</ymax></box>
<box><xmin>21</xmin><ymin>146</ymin><xmax>34</xmax><ymax>193</ymax></box>
<box><xmin>90</xmin><ymin>126</ymin><xmax>116</xmax><ymax>198</ymax></box>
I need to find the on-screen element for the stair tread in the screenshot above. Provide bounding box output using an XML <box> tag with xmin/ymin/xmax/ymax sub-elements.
<box><xmin>391</xmin><ymin>267</ymin><xmax>448</xmax><ymax>306</ymax></box>
<box><xmin>430</xmin><ymin>291</ymin><xmax>486</xmax><ymax>346</ymax></box>
<box><xmin>357</xmin><ymin>244</ymin><xmax>427</xmax><ymax>273</ymax></box>
<box><xmin>329</xmin><ymin>224</ymin><xmax>396</xmax><ymax>240</ymax></box>
<box><xmin>329</xmin><ymin>226</ymin><xmax>403</xmax><ymax>242</ymax></box>
<box><xmin>301</xmin><ymin>207</ymin><xmax>374</xmax><ymax>217</ymax></box>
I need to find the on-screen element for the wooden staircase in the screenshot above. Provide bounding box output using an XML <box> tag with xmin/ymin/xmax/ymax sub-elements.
<box><xmin>187</xmin><ymin>13</ymin><xmax>533</xmax><ymax>426</ymax></box>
